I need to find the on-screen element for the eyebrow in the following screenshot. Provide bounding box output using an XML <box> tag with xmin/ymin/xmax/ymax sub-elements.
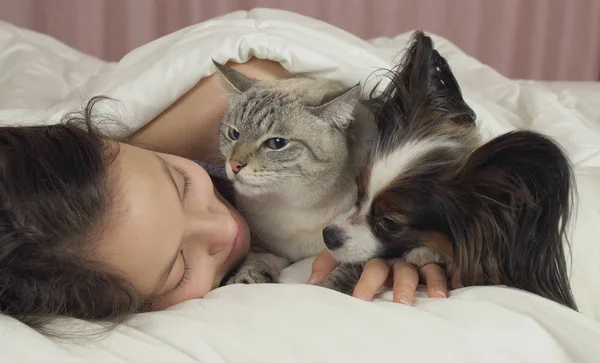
<box><xmin>154</xmin><ymin>154</ymin><xmax>183</xmax><ymax>288</ymax></box>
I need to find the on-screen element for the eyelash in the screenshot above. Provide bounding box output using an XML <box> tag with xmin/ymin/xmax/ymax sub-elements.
<box><xmin>174</xmin><ymin>251</ymin><xmax>191</xmax><ymax>290</ymax></box>
<box><xmin>172</xmin><ymin>165</ymin><xmax>192</xmax><ymax>198</ymax></box>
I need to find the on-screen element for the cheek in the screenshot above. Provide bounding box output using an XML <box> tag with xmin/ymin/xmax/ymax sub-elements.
<box><xmin>266</xmin><ymin>148</ymin><xmax>300</xmax><ymax>166</ymax></box>
<box><xmin>370</xmin><ymin>227</ymin><xmax>435</xmax><ymax>261</ymax></box>
<box><xmin>382</xmin><ymin>229</ymin><xmax>426</xmax><ymax>249</ymax></box>
<box><xmin>248</xmin><ymin>153</ymin><xmax>276</xmax><ymax>174</ymax></box>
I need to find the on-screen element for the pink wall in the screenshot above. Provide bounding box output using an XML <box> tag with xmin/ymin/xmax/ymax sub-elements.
<box><xmin>1</xmin><ymin>0</ymin><xmax>599</xmax><ymax>81</ymax></box>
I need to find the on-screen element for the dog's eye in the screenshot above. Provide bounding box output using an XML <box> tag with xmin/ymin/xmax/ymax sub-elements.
<box><xmin>227</xmin><ymin>127</ymin><xmax>240</xmax><ymax>141</ymax></box>
<box><xmin>379</xmin><ymin>217</ymin><xmax>403</xmax><ymax>233</ymax></box>
<box><xmin>264</xmin><ymin>138</ymin><xmax>289</xmax><ymax>150</ymax></box>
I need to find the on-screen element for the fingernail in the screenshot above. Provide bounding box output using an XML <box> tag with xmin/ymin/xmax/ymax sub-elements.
<box><xmin>434</xmin><ymin>289</ymin><xmax>447</xmax><ymax>298</ymax></box>
<box><xmin>398</xmin><ymin>293</ymin><xmax>413</xmax><ymax>305</ymax></box>
<box><xmin>307</xmin><ymin>275</ymin><xmax>319</xmax><ymax>285</ymax></box>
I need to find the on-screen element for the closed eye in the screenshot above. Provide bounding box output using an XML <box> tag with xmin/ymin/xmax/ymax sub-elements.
<box><xmin>171</xmin><ymin>164</ymin><xmax>192</xmax><ymax>199</ymax></box>
<box><xmin>174</xmin><ymin>251</ymin><xmax>191</xmax><ymax>290</ymax></box>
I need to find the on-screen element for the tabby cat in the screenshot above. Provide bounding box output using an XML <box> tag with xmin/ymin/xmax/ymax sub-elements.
<box><xmin>213</xmin><ymin>60</ymin><xmax>376</xmax><ymax>285</ymax></box>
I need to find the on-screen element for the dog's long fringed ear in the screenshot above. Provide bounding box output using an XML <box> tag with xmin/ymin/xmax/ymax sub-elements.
<box><xmin>455</xmin><ymin>130</ymin><xmax>578</xmax><ymax>311</ymax></box>
<box><xmin>371</xmin><ymin>31</ymin><xmax>476</xmax><ymax>153</ymax></box>
<box><xmin>401</xmin><ymin>31</ymin><xmax>475</xmax><ymax>126</ymax></box>
<box><xmin>212</xmin><ymin>59</ymin><xmax>257</xmax><ymax>95</ymax></box>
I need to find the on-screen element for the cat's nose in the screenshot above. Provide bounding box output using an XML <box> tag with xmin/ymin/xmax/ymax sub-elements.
<box><xmin>229</xmin><ymin>160</ymin><xmax>246</xmax><ymax>174</ymax></box>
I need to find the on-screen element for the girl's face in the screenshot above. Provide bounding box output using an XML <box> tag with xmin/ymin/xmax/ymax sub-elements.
<box><xmin>94</xmin><ymin>142</ymin><xmax>250</xmax><ymax>308</ymax></box>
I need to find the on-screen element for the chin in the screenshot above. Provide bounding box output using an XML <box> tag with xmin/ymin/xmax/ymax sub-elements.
<box><xmin>321</xmin><ymin>31</ymin><xmax>578</xmax><ymax>311</ymax></box>
<box><xmin>233</xmin><ymin>180</ymin><xmax>278</xmax><ymax>197</ymax></box>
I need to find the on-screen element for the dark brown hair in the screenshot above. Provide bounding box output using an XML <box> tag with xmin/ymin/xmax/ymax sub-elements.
<box><xmin>0</xmin><ymin>97</ymin><xmax>152</xmax><ymax>335</ymax></box>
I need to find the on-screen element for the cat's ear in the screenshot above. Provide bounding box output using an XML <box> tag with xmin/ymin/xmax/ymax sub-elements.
<box><xmin>309</xmin><ymin>84</ymin><xmax>361</xmax><ymax>129</ymax></box>
<box><xmin>212</xmin><ymin>59</ymin><xmax>258</xmax><ymax>95</ymax></box>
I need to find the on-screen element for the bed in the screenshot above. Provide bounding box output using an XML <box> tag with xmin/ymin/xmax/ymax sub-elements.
<box><xmin>1</xmin><ymin>8</ymin><xmax>599</xmax><ymax>363</ymax></box>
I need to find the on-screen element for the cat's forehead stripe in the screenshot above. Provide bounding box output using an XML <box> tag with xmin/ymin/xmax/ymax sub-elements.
<box><xmin>238</xmin><ymin>91</ymin><xmax>297</xmax><ymax>131</ymax></box>
<box><xmin>242</xmin><ymin>94</ymin><xmax>275</xmax><ymax>121</ymax></box>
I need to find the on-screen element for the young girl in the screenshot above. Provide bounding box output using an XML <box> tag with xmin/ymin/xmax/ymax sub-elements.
<box><xmin>0</xmin><ymin>58</ymin><xmax>452</xmax><ymax>331</ymax></box>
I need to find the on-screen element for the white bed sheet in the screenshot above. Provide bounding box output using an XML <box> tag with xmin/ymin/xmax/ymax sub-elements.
<box><xmin>1</xmin><ymin>8</ymin><xmax>600</xmax><ymax>363</ymax></box>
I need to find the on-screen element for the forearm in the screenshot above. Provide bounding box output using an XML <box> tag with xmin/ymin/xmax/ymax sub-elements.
<box><xmin>128</xmin><ymin>58</ymin><xmax>291</xmax><ymax>163</ymax></box>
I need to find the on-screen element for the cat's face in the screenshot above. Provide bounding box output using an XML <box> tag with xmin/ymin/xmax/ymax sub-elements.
<box><xmin>214</xmin><ymin>61</ymin><xmax>361</xmax><ymax>197</ymax></box>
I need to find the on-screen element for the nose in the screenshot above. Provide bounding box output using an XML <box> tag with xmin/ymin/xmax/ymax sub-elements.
<box><xmin>322</xmin><ymin>226</ymin><xmax>347</xmax><ymax>250</ymax></box>
<box><xmin>190</xmin><ymin>210</ymin><xmax>236</xmax><ymax>255</ymax></box>
<box><xmin>229</xmin><ymin>160</ymin><xmax>246</xmax><ymax>174</ymax></box>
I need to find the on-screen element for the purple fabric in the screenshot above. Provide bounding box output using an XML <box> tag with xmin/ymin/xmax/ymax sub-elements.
<box><xmin>194</xmin><ymin>160</ymin><xmax>228</xmax><ymax>180</ymax></box>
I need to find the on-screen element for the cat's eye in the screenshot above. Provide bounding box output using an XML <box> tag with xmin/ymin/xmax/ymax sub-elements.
<box><xmin>379</xmin><ymin>217</ymin><xmax>403</xmax><ymax>233</ymax></box>
<box><xmin>264</xmin><ymin>138</ymin><xmax>289</xmax><ymax>150</ymax></box>
<box><xmin>227</xmin><ymin>127</ymin><xmax>240</xmax><ymax>141</ymax></box>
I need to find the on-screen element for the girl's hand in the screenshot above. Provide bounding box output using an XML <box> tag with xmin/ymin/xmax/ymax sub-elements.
<box><xmin>308</xmin><ymin>236</ymin><xmax>456</xmax><ymax>305</ymax></box>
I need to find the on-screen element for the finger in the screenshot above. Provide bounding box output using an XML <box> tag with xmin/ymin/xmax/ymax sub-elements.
<box><xmin>392</xmin><ymin>260</ymin><xmax>419</xmax><ymax>305</ymax></box>
<box><xmin>352</xmin><ymin>259</ymin><xmax>391</xmax><ymax>301</ymax></box>
<box><xmin>308</xmin><ymin>249</ymin><xmax>339</xmax><ymax>284</ymax></box>
<box><xmin>419</xmin><ymin>263</ymin><xmax>448</xmax><ymax>298</ymax></box>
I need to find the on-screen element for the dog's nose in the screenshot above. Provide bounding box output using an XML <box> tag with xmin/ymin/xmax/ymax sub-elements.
<box><xmin>229</xmin><ymin>160</ymin><xmax>246</xmax><ymax>174</ymax></box>
<box><xmin>322</xmin><ymin>226</ymin><xmax>347</xmax><ymax>250</ymax></box>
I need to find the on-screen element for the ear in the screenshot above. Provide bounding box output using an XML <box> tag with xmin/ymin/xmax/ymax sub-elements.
<box><xmin>454</xmin><ymin>130</ymin><xmax>577</xmax><ymax>311</ymax></box>
<box><xmin>308</xmin><ymin>84</ymin><xmax>361</xmax><ymax>129</ymax></box>
<box><xmin>374</xmin><ymin>31</ymin><xmax>476</xmax><ymax>133</ymax></box>
<box><xmin>212</xmin><ymin>59</ymin><xmax>258</xmax><ymax>95</ymax></box>
<box><xmin>405</xmin><ymin>31</ymin><xmax>475</xmax><ymax>125</ymax></box>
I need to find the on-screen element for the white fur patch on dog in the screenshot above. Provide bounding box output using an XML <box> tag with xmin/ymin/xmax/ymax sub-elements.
<box><xmin>368</xmin><ymin>138</ymin><xmax>459</xmax><ymax>203</ymax></box>
<box><xmin>329</xmin><ymin>224</ymin><xmax>381</xmax><ymax>263</ymax></box>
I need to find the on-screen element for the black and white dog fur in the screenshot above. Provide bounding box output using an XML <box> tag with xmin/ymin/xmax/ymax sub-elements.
<box><xmin>319</xmin><ymin>31</ymin><xmax>578</xmax><ymax>311</ymax></box>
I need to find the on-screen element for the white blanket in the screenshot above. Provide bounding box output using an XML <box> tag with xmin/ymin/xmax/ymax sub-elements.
<box><xmin>1</xmin><ymin>8</ymin><xmax>599</xmax><ymax>363</ymax></box>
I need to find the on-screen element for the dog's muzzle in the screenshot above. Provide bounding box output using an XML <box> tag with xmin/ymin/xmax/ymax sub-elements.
<box><xmin>322</xmin><ymin>226</ymin><xmax>349</xmax><ymax>250</ymax></box>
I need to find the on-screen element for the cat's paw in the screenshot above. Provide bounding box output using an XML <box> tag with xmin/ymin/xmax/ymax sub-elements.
<box><xmin>316</xmin><ymin>264</ymin><xmax>363</xmax><ymax>295</ymax></box>
<box><xmin>225</xmin><ymin>265</ymin><xmax>275</xmax><ymax>285</ymax></box>
<box><xmin>317</xmin><ymin>276</ymin><xmax>352</xmax><ymax>295</ymax></box>
<box><xmin>224</xmin><ymin>250</ymin><xmax>290</xmax><ymax>285</ymax></box>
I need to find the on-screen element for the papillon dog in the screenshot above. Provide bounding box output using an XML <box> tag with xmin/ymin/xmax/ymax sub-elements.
<box><xmin>320</xmin><ymin>31</ymin><xmax>578</xmax><ymax>311</ymax></box>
